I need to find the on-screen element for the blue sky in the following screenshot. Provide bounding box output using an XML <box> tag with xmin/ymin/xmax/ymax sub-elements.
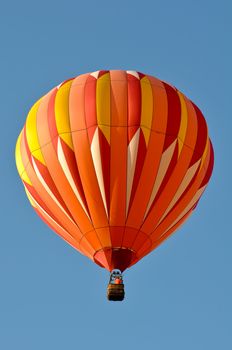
<box><xmin>1</xmin><ymin>1</ymin><xmax>231</xmax><ymax>349</ymax></box>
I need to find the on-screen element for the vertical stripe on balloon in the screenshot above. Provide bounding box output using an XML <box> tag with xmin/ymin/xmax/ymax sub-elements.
<box><xmin>90</xmin><ymin>128</ymin><xmax>108</xmax><ymax>217</ymax></box>
<box><xmin>127</xmin><ymin>71</ymin><xmax>141</xmax><ymax>143</ymax></box>
<box><xmin>162</xmin><ymin>82</ymin><xmax>181</xmax><ymax>151</ymax></box>
<box><xmin>140</xmin><ymin>76</ymin><xmax>153</xmax><ymax>146</ymax></box>
<box><xmin>126</xmin><ymin>129</ymin><xmax>140</xmax><ymax>216</ymax></box>
<box><xmin>54</xmin><ymin>79</ymin><xmax>74</xmax><ymax>149</ymax></box>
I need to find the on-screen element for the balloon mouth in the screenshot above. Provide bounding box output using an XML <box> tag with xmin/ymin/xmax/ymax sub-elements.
<box><xmin>93</xmin><ymin>247</ymin><xmax>137</xmax><ymax>272</ymax></box>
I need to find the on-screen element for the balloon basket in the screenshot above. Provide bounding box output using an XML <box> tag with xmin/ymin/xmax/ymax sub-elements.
<box><xmin>107</xmin><ymin>283</ymin><xmax>125</xmax><ymax>301</ymax></box>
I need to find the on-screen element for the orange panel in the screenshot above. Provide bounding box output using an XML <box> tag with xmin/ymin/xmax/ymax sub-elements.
<box><xmin>109</xmin><ymin>127</ymin><xmax>127</xmax><ymax>225</ymax></box>
<box><xmin>93</xmin><ymin>249</ymin><xmax>111</xmax><ymax>270</ymax></box>
<box><xmin>95</xmin><ymin>227</ymin><xmax>112</xmax><ymax>248</ymax></box>
<box><xmin>147</xmin><ymin>77</ymin><xmax>168</xmax><ymax>133</ymax></box>
<box><xmin>36</xmin><ymin>89</ymin><xmax>57</xmax><ymax>143</ymax></box>
<box><xmin>109</xmin><ymin>71</ymin><xmax>128</xmax><ymax>226</ymax></box>
<box><xmin>69</xmin><ymin>73</ymin><xmax>89</xmax><ymax>131</ymax></box>
<box><xmin>79</xmin><ymin>235</ymin><xmax>96</xmax><ymax>258</ymax></box>
<box><xmin>83</xmin><ymin>230</ymin><xmax>103</xmax><ymax>251</ymax></box>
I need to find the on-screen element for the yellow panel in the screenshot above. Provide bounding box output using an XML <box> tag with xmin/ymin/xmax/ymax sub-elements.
<box><xmin>177</xmin><ymin>91</ymin><xmax>188</xmax><ymax>156</ymax></box>
<box><xmin>15</xmin><ymin>131</ymin><xmax>32</xmax><ymax>185</ymax></box>
<box><xmin>96</xmin><ymin>72</ymin><xmax>111</xmax><ymax>143</ymax></box>
<box><xmin>15</xmin><ymin>131</ymin><xmax>24</xmax><ymax>175</ymax></box>
<box><xmin>25</xmin><ymin>99</ymin><xmax>45</xmax><ymax>164</ymax></box>
<box><xmin>55</xmin><ymin>80</ymin><xmax>74</xmax><ymax>150</ymax></box>
<box><xmin>140</xmin><ymin>77</ymin><xmax>153</xmax><ymax>146</ymax></box>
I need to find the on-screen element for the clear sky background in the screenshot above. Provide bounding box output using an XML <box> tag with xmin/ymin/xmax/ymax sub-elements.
<box><xmin>0</xmin><ymin>1</ymin><xmax>231</xmax><ymax>349</ymax></box>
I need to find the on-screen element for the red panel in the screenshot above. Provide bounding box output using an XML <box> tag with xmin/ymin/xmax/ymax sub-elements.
<box><xmin>162</xmin><ymin>83</ymin><xmax>181</xmax><ymax>151</ymax></box>
<box><xmin>98</xmin><ymin>70</ymin><xmax>109</xmax><ymax>78</ymax></box>
<box><xmin>200</xmin><ymin>142</ymin><xmax>214</xmax><ymax>187</ymax></box>
<box><xmin>190</xmin><ymin>102</ymin><xmax>208</xmax><ymax>165</ymax></box>
<box><xmin>121</xmin><ymin>227</ymin><xmax>139</xmax><ymax>249</ymax></box>
<box><xmin>110</xmin><ymin>226</ymin><xmax>125</xmax><ymax>247</ymax></box>
<box><xmin>127</xmin><ymin>73</ymin><xmax>141</xmax><ymax>142</ymax></box>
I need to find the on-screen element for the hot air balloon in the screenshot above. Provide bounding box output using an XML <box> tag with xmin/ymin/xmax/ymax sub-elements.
<box><xmin>15</xmin><ymin>70</ymin><xmax>214</xmax><ymax>301</ymax></box>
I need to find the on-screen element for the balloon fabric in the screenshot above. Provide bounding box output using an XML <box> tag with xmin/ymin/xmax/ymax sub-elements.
<box><xmin>15</xmin><ymin>70</ymin><xmax>214</xmax><ymax>273</ymax></box>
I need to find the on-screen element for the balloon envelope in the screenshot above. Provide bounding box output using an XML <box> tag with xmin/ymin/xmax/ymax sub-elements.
<box><xmin>15</xmin><ymin>70</ymin><xmax>214</xmax><ymax>272</ymax></box>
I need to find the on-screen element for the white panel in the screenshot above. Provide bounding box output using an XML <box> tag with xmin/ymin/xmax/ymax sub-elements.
<box><xmin>90</xmin><ymin>71</ymin><xmax>100</xmax><ymax>79</ymax></box>
<box><xmin>91</xmin><ymin>128</ymin><xmax>108</xmax><ymax>216</ymax></box>
<box><xmin>126</xmin><ymin>129</ymin><xmax>140</xmax><ymax>215</ymax></box>
<box><xmin>126</xmin><ymin>70</ymin><xmax>140</xmax><ymax>79</ymax></box>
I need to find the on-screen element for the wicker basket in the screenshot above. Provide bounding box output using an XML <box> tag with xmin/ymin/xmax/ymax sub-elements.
<box><xmin>107</xmin><ymin>283</ymin><xmax>125</xmax><ymax>301</ymax></box>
